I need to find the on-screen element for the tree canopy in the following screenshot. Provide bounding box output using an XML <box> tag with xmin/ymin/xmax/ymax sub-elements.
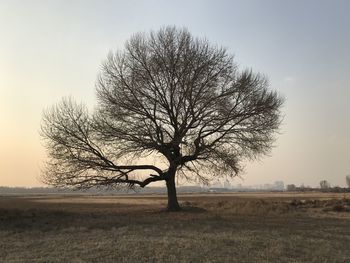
<box><xmin>41</xmin><ymin>26</ymin><xmax>284</xmax><ymax>210</ymax></box>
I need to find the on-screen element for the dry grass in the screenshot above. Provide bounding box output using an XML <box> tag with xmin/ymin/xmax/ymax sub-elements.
<box><xmin>0</xmin><ymin>192</ymin><xmax>349</xmax><ymax>262</ymax></box>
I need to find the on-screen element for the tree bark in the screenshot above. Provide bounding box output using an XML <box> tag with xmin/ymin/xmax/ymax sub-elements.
<box><xmin>166</xmin><ymin>172</ymin><xmax>181</xmax><ymax>211</ymax></box>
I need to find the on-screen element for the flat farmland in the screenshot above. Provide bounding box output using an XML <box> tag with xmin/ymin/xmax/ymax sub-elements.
<box><xmin>0</xmin><ymin>192</ymin><xmax>349</xmax><ymax>262</ymax></box>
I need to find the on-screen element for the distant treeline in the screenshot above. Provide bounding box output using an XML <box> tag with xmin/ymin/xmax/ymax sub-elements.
<box><xmin>0</xmin><ymin>186</ymin><xmax>205</xmax><ymax>195</ymax></box>
<box><xmin>0</xmin><ymin>186</ymin><xmax>258</xmax><ymax>194</ymax></box>
<box><xmin>1</xmin><ymin>186</ymin><xmax>349</xmax><ymax>195</ymax></box>
<box><xmin>286</xmin><ymin>185</ymin><xmax>350</xmax><ymax>193</ymax></box>
<box><xmin>0</xmin><ymin>186</ymin><xmax>283</xmax><ymax>195</ymax></box>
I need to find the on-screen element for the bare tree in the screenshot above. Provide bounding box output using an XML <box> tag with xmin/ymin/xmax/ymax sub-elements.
<box><xmin>41</xmin><ymin>26</ymin><xmax>284</xmax><ymax>211</ymax></box>
<box><xmin>320</xmin><ymin>180</ymin><xmax>331</xmax><ymax>189</ymax></box>
<box><xmin>346</xmin><ymin>175</ymin><xmax>350</xmax><ymax>188</ymax></box>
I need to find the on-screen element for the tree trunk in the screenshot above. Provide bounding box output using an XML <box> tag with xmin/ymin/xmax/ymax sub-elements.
<box><xmin>166</xmin><ymin>175</ymin><xmax>181</xmax><ymax>211</ymax></box>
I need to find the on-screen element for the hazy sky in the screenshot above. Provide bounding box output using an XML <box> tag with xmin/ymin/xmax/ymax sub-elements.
<box><xmin>1</xmin><ymin>0</ymin><xmax>349</xmax><ymax>187</ymax></box>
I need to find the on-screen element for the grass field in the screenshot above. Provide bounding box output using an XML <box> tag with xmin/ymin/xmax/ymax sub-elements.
<box><xmin>0</xmin><ymin>192</ymin><xmax>349</xmax><ymax>262</ymax></box>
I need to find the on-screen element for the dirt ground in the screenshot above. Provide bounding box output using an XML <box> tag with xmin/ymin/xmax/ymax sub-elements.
<box><xmin>0</xmin><ymin>192</ymin><xmax>349</xmax><ymax>262</ymax></box>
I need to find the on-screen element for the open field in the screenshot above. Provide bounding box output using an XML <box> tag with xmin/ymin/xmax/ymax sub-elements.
<box><xmin>0</xmin><ymin>192</ymin><xmax>349</xmax><ymax>262</ymax></box>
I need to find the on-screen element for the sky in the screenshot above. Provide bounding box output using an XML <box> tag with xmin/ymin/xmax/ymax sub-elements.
<box><xmin>0</xmin><ymin>0</ymin><xmax>349</xmax><ymax>188</ymax></box>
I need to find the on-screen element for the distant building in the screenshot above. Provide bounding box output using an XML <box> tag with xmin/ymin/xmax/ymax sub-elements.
<box><xmin>286</xmin><ymin>184</ymin><xmax>296</xmax><ymax>191</ymax></box>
